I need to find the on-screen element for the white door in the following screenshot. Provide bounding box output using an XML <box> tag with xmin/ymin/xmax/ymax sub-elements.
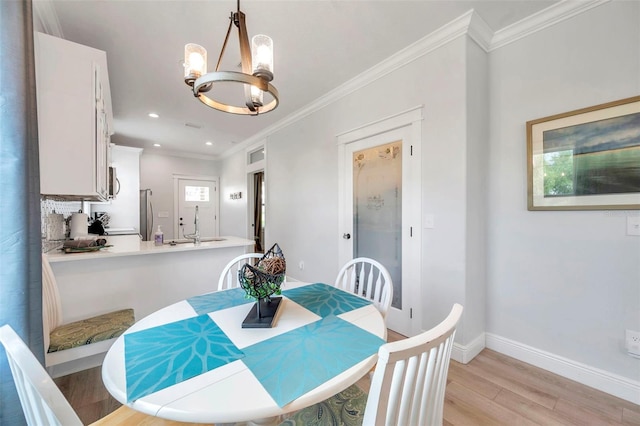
<box><xmin>338</xmin><ymin>111</ymin><xmax>422</xmax><ymax>337</ymax></box>
<box><xmin>174</xmin><ymin>177</ymin><xmax>219</xmax><ymax>239</ymax></box>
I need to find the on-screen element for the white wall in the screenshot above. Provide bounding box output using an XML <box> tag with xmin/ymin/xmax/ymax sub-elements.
<box><xmin>487</xmin><ymin>0</ymin><xmax>640</xmax><ymax>382</ymax></box>
<box><xmin>265</xmin><ymin>34</ymin><xmax>481</xmax><ymax>331</ymax></box>
<box><xmin>218</xmin><ymin>0</ymin><xmax>640</xmax><ymax>398</ymax></box>
<box><xmin>90</xmin><ymin>145</ymin><xmax>142</xmax><ymax>230</ymax></box>
<box><xmin>140</xmin><ymin>152</ymin><xmax>220</xmax><ymax>239</ymax></box>
<box><xmin>463</xmin><ymin>38</ymin><xmax>489</xmax><ymax>348</ymax></box>
<box><xmin>219</xmin><ymin>150</ymin><xmax>249</xmax><ymax>239</ymax></box>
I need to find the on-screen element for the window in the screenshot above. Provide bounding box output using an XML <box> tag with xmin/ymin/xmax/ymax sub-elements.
<box><xmin>249</xmin><ymin>148</ymin><xmax>265</xmax><ymax>165</ymax></box>
<box><xmin>184</xmin><ymin>185</ymin><xmax>210</xmax><ymax>202</ymax></box>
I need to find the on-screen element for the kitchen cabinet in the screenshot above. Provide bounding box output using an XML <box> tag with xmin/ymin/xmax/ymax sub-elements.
<box><xmin>35</xmin><ymin>32</ymin><xmax>114</xmax><ymax>201</ymax></box>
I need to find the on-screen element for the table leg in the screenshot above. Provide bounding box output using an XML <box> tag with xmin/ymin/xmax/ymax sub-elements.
<box><xmin>219</xmin><ymin>416</ymin><xmax>281</xmax><ymax>426</ymax></box>
<box><xmin>247</xmin><ymin>416</ymin><xmax>281</xmax><ymax>426</ymax></box>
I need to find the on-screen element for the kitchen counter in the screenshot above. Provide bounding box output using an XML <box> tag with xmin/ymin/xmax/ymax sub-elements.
<box><xmin>45</xmin><ymin>235</ymin><xmax>255</xmax><ymax>377</ymax></box>
<box><xmin>46</xmin><ymin>235</ymin><xmax>254</xmax><ymax>263</ymax></box>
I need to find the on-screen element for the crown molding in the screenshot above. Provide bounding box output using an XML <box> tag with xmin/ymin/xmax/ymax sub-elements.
<box><xmin>490</xmin><ymin>0</ymin><xmax>611</xmax><ymax>51</ymax></box>
<box><xmin>228</xmin><ymin>2</ymin><xmax>609</xmax><ymax>157</ymax></box>
<box><xmin>223</xmin><ymin>10</ymin><xmax>481</xmax><ymax>158</ymax></box>
<box><xmin>32</xmin><ymin>0</ymin><xmax>64</xmax><ymax>37</ymax></box>
<box><xmin>467</xmin><ymin>10</ymin><xmax>494</xmax><ymax>52</ymax></box>
<box><xmin>36</xmin><ymin>0</ymin><xmax>609</xmax><ymax>160</ymax></box>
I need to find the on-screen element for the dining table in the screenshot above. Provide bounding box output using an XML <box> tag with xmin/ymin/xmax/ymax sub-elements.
<box><xmin>101</xmin><ymin>281</ymin><xmax>387</xmax><ymax>425</ymax></box>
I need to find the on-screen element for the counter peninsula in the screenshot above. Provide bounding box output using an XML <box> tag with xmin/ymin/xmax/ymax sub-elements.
<box><xmin>45</xmin><ymin>235</ymin><xmax>254</xmax><ymax>376</ymax></box>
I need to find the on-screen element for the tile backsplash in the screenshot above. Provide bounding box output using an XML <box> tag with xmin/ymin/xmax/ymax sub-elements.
<box><xmin>41</xmin><ymin>198</ymin><xmax>83</xmax><ymax>251</ymax></box>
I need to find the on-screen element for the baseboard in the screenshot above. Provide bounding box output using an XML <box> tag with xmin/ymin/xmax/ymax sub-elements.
<box><xmin>47</xmin><ymin>352</ymin><xmax>106</xmax><ymax>378</ymax></box>
<box><xmin>45</xmin><ymin>338</ymin><xmax>116</xmax><ymax>378</ymax></box>
<box><xmin>486</xmin><ymin>333</ymin><xmax>640</xmax><ymax>405</ymax></box>
<box><xmin>46</xmin><ymin>338</ymin><xmax>115</xmax><ymax>367</ymax></box>
<box><xmin>452</xmin><ymin>332</ymin><xmax>486</xmax><ymax>364</ymax></box>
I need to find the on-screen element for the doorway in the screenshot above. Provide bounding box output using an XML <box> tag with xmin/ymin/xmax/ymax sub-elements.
<box><xmin>247</xmin><ymin>144</ymin><xmax>266</xmax><ymax>253</ymax></box>
<box><xmin>338</xmin><ymin>108</ymin><xmax>422</xmax><ymax>336</ymax></box>
<box><xmin>173</xmin><ymin>176</ymin><xmax>219</xmax><ymax>239</ymax></box>
<box><xmin>251</xmin><ymin>171</ymin><xmax>265</xmax><ymax>253</ymax></box>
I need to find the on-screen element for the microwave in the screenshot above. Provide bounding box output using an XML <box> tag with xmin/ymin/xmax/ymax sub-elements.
<box><xmin>108</xmin><ymin>166</ymin><xmax>119</xmax><ymax>199</ymax></box>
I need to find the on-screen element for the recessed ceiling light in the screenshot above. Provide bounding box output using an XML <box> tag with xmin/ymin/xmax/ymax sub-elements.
<box><xmin>148</xmin><ymin>113</ymin><xmax>159</xmax><ymax>118</ymax></box>
<box><xmin>153</xmin><ymin>143</ymin><xmax>161</xmax><ymax>147</ymax></box>
<box><xmin>205</xmin><ymin>141</ymin><xmax>213</xmax><ymax>146</ymax></box>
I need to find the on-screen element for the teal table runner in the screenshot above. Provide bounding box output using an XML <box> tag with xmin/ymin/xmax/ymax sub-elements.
<box><xmin>124</xmin><ymin>314</ymin><xmax>244</xmax><ymax>401</ymax></box>
<box><xmin>123</xmin><ymin>284</ymin><xmax>383</xmax><ymax>406</ymax></box>
<box><xmin>187</xmin><ymin>287</ymin><xmax>251</xmax><ymax>315</ymax></box>
<box><xmin>242</xmin><ymin>315</ymin><xmax>385</xmax><ymax>407</ymax></box>
<box><xmin>282</xmin><ymin>283</ymin><xmax>371</xmax><ymax>317</ymax></box>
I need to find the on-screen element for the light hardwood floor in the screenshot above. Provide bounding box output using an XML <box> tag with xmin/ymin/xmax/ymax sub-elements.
<box><xmin>54</xmin><ymin>330</ymin><xmax>640</xmax><ymax>425</ymax></box>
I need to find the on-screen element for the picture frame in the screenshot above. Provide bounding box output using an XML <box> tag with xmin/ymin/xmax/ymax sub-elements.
<box><xmin>527</xmin><ymin>96</ymin><xmax>640</xmax><ymax>211</ymax></box>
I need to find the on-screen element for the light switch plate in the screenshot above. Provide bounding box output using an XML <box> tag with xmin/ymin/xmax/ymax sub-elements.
<box><xmin>627</xmin><ymin>216</ymin><xmax>640</xmax><ymax>236</ymax></box>
<box><xmin>424</xmin><ymin>214</ymin><xmax>435</xmax><ymax>229</ymax></box>
<box><xmin>626</xmin><ymin>329</ymin><xmax>640</xmax><ymax>358</ymax></box>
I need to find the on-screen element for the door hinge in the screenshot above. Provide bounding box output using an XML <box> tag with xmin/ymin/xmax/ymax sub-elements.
<box><xmin>410</xmin><ymin>226</ymin><xmax>413</xmax><ymax>237</ymax></box>
<box><xmin>410</xmin><ymin>308</ymin><xmax>413</xmax><ymax>319</ymax></box>
<box><xmin>410</xmin><ymin>145</ymin><xmax>413</xmax><ymax>156</ymax></box>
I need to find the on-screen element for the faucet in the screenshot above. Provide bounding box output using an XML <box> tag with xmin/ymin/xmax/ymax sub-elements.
<box><xmin>184</xmin><ymin>205</ymin><xmax>201</xmax><ymax>245</ymax></box>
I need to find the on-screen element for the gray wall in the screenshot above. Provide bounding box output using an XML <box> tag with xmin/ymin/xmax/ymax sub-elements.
<box><xmin>486</xmin><ymin>1</ymin><xmax>640</xmax><ymax>381</ymax></box>
<box><xmin>219</xmin><ymin>147</ymin><xmax>250</xmax><ymax>239</ymax></box>
<box><xmin>218</xmin><ymin>0</ymin><xmax>640</xmax><ymax>393</ymax></box>
<box><xmin>140</xmin><ymin>152</ymin><xmax>219</xmax><ymax>239</ymax></box>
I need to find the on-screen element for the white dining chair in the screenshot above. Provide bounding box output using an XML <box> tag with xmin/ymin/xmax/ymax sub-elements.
<box><xmin>0</xmin><ymin>324</ymin><xmax>211</xmax><ymax>425</ymax></box>
<box><xmin>281</xmin><ymin>303</ymin><xmax>464</xmax><ymax>426</ymax></box>
<box><xmin>335</xmin><ymin>258</ymin><xmax>393</xmax><ymax>319</ymax></box>
<box><xmin>42</xmin><ymin>254</ymin><xmax>135</xmax><ymax>370</ymax></box>
<box><xmin>217</xmin><ymin>252</ymin><xmax>263</xmax><ymax>290</ymax></box>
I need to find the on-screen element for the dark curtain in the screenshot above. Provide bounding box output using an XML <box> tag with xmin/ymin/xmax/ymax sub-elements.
<box><xmin>253</xmin><ymin>172</ymin><xmax>264</xmax><ymax>252</ymax></box>
<box><xmin>0</xmin><ymin>0</ymin><xmax>44</xmax><ymax>424</ymax></box>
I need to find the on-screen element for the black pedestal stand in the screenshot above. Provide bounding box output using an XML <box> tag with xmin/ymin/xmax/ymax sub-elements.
<box><xmin>242</xmin><ymin>297</ymin><xmax>283</xmax><ymax>328</ymax></box>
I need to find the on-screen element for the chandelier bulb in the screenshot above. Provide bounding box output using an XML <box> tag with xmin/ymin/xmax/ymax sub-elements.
<box><xmin>183</xmin><ymin>3</ymin><xmax>278</xmax><ymax>115</ymax></box>
<box><xmin>252</xmin><ymin>35</ymin><xmax>273</xmax><ymax>81</ymax></box>
<box><xmin>184</xmin><ymin>43</ymin><xmax>207</xmax><ymax>85</ymax></box>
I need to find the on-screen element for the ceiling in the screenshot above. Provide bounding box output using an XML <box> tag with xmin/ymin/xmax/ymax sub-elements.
<box><xmin>38</xmin><ymin>0</ymin><xmax>557</xmax><ymax>159</ymax></box>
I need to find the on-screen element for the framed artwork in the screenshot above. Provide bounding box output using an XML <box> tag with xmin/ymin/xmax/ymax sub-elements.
<box><xmin>527</xmin><ymin>96</ymin><xmax>640</xmax><ymax>210</ymax></box>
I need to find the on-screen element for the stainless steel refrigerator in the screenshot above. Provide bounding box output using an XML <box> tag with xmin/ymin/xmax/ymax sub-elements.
<box><xmin>139</xmin><ymin>189</ymin><xmax>154</xmax><ymax>241</ymax></box>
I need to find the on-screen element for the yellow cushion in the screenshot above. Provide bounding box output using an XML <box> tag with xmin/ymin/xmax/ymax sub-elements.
<box><xmin>48</xmin><ymin>309</ymin><xmax>135</xmax><ymax>353</ymax></box>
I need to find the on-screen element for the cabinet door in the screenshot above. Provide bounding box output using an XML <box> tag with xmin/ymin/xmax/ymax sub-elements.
<box><xmin>94</xmin><ymin>65</ymin><xmax>109</xmax><ymax>200</ymax></box>
<box><xmin>35</xmin><ymin>32</ymin><xmax>111</xmax><ymax>201</ymax></box>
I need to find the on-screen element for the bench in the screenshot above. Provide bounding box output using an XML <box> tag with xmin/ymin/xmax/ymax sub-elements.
<box><xmin>42</xmin><ymin>254</ymin><xmax>135</xmax><ymax>377</ymax></box>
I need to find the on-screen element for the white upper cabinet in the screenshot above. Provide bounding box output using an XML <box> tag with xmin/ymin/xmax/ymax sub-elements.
<box><xmin>35</xmin><ymin>32</ymin><xmax>114</xmax><ymax>201</ymax></box>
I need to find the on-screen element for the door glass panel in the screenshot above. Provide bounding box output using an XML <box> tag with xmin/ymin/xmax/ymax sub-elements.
<box><xmin>178</xmin><ymin>179</ymin><xmax>217</xmax><ymax>238</ymax></box>
<box><xmin>184</xmin><ymin>186</ymin><xmax>210</xmax><ymax>202</ymax></box>
<box><xmin>353</xmin><ymin>141</ymin><xmax>402</xmax><ymax>309</ymax></box>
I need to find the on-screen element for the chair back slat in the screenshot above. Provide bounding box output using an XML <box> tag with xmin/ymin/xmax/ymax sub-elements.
<box><xmin>0</xmin><ymin>325</ymin><xmax>83</xmax><ymax>425</ymax></box>
<box><xmin>363</xmin><ymin>304</ymin><xmax>463</xmax><ymax>426</ymax></box>
<box><xmin>334</xmin><ymin>257</ymin><xmax>393</xmax><ymax>319</ymax></box>
<box><xmin>361</xmin><ymin>262</ymin><xmax>370</xmax><ymax>297</ymax></box>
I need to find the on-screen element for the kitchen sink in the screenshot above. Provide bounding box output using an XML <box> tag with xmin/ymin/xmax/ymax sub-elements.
<box><xmin>164</xmin><ymin>237</ymin><xmax>226</xmax><ymax>245</ymax></box>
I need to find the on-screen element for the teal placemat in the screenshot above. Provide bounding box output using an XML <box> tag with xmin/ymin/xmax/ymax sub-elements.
<box><xmin>187</xmin><ymin>287</ymin><xmax>252</xmax><ymax>315</ymax></box>
<box><xmin>124</xmin><ymin>314</ymin><xmax>244</xmax><ymax>401</ymax></box>
<box><xmin>282</xmin><ymin>283</ymin><xmax>371</xmax><ymax>317</ymax></box>
<box><xmin>242</xmin><ymin>315</ymin><xmax>385</xmax><ymax>407</ymax></box>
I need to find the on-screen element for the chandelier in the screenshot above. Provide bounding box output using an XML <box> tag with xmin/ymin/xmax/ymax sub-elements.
<box><xmin>183</xmin><ymin>0</ymin><xmax>279</xmax><ymax>115</ymax></box>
